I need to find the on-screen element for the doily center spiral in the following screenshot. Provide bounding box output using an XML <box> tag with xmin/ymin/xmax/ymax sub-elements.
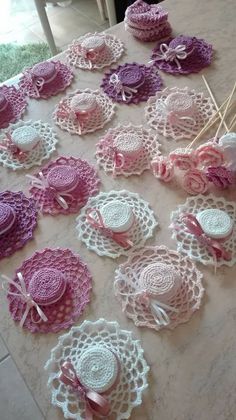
<box><xmin>31</xmin><ymin>61</ymin><xmax>56</xmax><ymax>81</ymax></box>
<box><xmin>0</xmin><ymin>203</ymin><xmax>16</xmax><ymax>235</ymax></box>
<box><xmin>70</xmin><ymin>93</ymin><xmax>97</xmax><ymax>114</ymax></box>
<box><xmin>113</xmin><ymin>133</ymin><xmax>143</xmax><ymax>155</ymax></box>
<box><xmin>12</xmin><ymin>126</ymin><xmax>41</xmax><ymax>152</ymax></box>
<box><xmin>164</xmin><ymin>92</ymin><xmax>195</xmax><ymax>117</ymax></box>
<box><xmin>139</xmin><ymin>262</ymin><xmax>181</xmax><ymax>300</ymax></box>
<box><xmin>81</xmin><ymin>35</ymin><xmax>105</xmax><ymax>51</ymax></box>
<box><xmin>28</xmin><ymin>268</ymin><xmax>67</xmax><ymax>306</ymax></box>
<box><xmin>100</xmin><ymin>201</ymin><xmax>134</xmax><ymax>233</ymax></box>
<box><xmin>47</xmin><ymin>165</ymin><xmax>79</xmax><ymax>193</ymax></box>
<box><xmin>118</xmin><ymin>66</ymin><xmax>145</xmax><ymax>88</ymax></box>
<box><xmin>196</xmin><ymin>209</ymin><xmax>233</xmax><ymax>239</ymax></box>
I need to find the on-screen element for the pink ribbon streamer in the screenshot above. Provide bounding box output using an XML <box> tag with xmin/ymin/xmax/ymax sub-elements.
<box><xmin>106</xmin><ymin>145</ymin><xmax>125</xmax><ymax>177</ymax></box>
<box><xmin>0</xmin><ymin>132</ymin><xmax>28</xmax><ymax>161</ymax></box>
<box><xmin>59</xmin><ymin>361</ymin><xmax>110</xmax><ymax>420</ymax></box>
<box><xmin>72</xmin><ymin>44</ymin><xmax>99</xmax><ymax>69</ymax></box>
<box><xmin>154</xmin><ymin>43</ymin><xmax>192</xmax><ymax>70</ymax></box>
<box><xmin>109</xmin><ymin>74</ymin><xmax>138</xmax><ymax>101</ymax></box>
<box><xmin>56</xmin><ymin>103</ymin><xmax>89</xmax><ymax>135</ymax></box>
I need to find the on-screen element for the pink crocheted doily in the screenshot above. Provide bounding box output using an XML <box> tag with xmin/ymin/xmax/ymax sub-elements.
<box><xmin>28</xmin><ymin>156</ymin><xmax>100</xmax><ymax>215</ymax></box>
<box><xmin>19</xmin><ymin>61</ymin><xmax>74</xmax><ymax>99</ymax></box>
<box><xmin>114</xmin><ymin>245</ymin><xmax>204</xmax><ymax>331</ymax></box>
<box><xmin>0</xmin><ymin>191</ymin><xmax>37</xmax><ymax>260</ymax></box>
<box><xmin>0</xmin><ymin>85</ymin><xmax>27</xmax><ymax>129</ymax></box>
<box><xmin>96</xmin><ymin>124</ymin><xmax>161</xmax><ymax>177</ymax></box>
<box><xmin>6</xmin><ymin>248</ymin><xmax>92</xmax><ymax>333</ymax></box>
<box><xmin>125</xmin><ymin>20</ymin><xmax>172</xmax><ymax>42</ymax></box>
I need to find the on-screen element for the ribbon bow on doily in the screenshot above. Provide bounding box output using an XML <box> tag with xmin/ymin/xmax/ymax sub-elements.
<box><xmin>59</xmin><ymin>361</ymin><xmax>110</xmax><ymax>420</ymax></box>
<box><xmin>56</xmin><ymin>103</ymin><xmax>89</xmax><ymax>135</ymax></box>
<box><xmin>106</xmin><ymin>144</ymin><xmax>125</xmax><ymax>177</ymax></box>
<box><xmin>24</xmin><ymin>63</ymin><xmax>60</xmax><ymax>97</ymax></box>
<box><xmin>0</xmin><ymin>132</ymin><xmax>29</xmax><ymax>161</ymax></box>
<box><xmin>156</xmin><ymin>99</ymin><xmax>197</xmax><ymax>136</ymax></box>
<box><xmin>153</xmin><ymin>43</ymin><xmax>192</xmax><ymax>70</ymax></box>
<box><xmin>109</xmin><ymin>74</ymin><xmax>138</xmax><ymax>102</ymax></box>
<box><xmin>72</xmin><ymin>44</ymin><xmax>100</xmax><ymax>69</ymax></box>
<box><xmin>86</xmin><ymin>208</ymin><xmax>133</xmax><ymax>248</ymax></box>
<box><xmin>2</xmin><ymin>272</ymin><xmax>48</xmax><ymax>328</ymax></box>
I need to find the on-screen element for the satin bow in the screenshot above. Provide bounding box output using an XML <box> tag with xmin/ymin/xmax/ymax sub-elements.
<box><xmin>154</xmin><ymin>43</ymin><xmax>191</xmax><ymax>69</ymax></box>
<box><xmin>86</xmin><ymin>208</ymin><xmax>133</xmax><ymax>248</ymax></box>
<box><xmin>56</xmin><ymin>103</ymin><xmax>89</xmax><ymax>135</ymax></box>
<box><xmin>109</xmin><ymin>74</ymin><xmax>138</xmax><ymax>102</ymax></box>
<box><xmin>24</xmin><ymin>73</ymin><xmax>45</xmax><ymax>98</ymax></box>
<box><xmin>156</xmin><ymin>99</ymin><xmax>196</xmax><ymax>136</ymax></box>
<box><xmin>0</xmin><ymin>132</ymin><xmax>28</xmax><ymax>161</ymax></box>
<box><xmin>2</xmin><ymin>272</ymin><xmax>48</xmax><ymax>328</ymax></box>
<box><xmin>106</xmin><ymin>145</ymin><xmax>125</xmax><ymax>177</ymax></box>
<box><xmin>72</xmin><ymin>44</ymin><xmax>98</xmax><ymax>69</ymax></box>
<box><xmin>59</xmin><ymin>361</ymin><xmax>110</xmax><ymax>420</ymax></box>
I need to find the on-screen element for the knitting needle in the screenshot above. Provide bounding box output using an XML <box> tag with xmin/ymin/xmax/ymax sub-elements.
<box><xmin>215</xmin><ymin>82</ymin><xmax>236</xmax><ymax>139</ymax></box>
<box><xmin>228</xmin><ymin>113</ymin><xmax>236</xmax><ymax>131</ymax></box>
<box><xmin>202</xmin><ymin>75</ymin><xmax>229</xmax><ymax>131</ymax></box>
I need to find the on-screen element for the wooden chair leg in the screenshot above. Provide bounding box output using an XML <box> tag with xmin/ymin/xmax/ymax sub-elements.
<box><xmin>34</xmin><ymin>0</ymin><xmax>58</xmax><ymax>55</ymax></box>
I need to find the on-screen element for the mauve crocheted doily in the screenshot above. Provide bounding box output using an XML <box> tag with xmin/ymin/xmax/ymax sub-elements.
<box><xmin>29</xmin><ymin>156</ymin><xmax>100</xmax><ymax>215</ymax></box>
<box><xmin>7</xmin><ymin>248</ymin><xmax>92</xmax><ymax>333</ymax></box>
<box><xmin>45</xmin><ymin>318</ymin><xmax>149</xmax><ymax>420</ymax></box>
<box><xmin>151</xmin><ymin>35</ymin><xmax>213</xmax><ymax>74</ymax></box>
<box><xmin>125</xmin><ymin>0</ymin><xmax>168</xmax><ymax>28</ymax></box>
<box><xmin>114</xmin><ymin>245</ymin><xmax>204</xmax><ymax>331</ymax></box>
<box><xmin>101</xmin><ymin>62</ymin><xmax>163</xmax><ymax>105</ymax></box>
<box><xmin>125</xmin><ymin>20</ymin><xmax>172</xmax><ymax>42</ymax></box>
<box><xmin>96</xmin><ymin>123</ymin><xmax>161</xmax><ymax>177</ymax></box>
<box><xmin>0</xmin><ymin>85</ymin><xmax>27</xmax><ymax>129</ymax></box>
<box><xmin>19</xmin><ymin>61</ymin><xmax>74</xmax><ymax>99</ymax></box>
<box><xmin>0</xmin><ymin>191</ymin><xmax>37</xmax><ymax>260</ymax></box>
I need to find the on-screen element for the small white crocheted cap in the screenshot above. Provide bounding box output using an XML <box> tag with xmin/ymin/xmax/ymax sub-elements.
<box><xmin>81</xmin><ymin>35</ymin><xmax>106</xmax><ymax>52</ymax></box>
<box><xmin>100</xmin><ymin>200</ymin><xmax>134</xmax><ymax>233</ymax></box>
<box><xmin>196</xmin><ymin>209</ymin><xmax>233</xmax><ymax>239</ymax></box>
<box><xmin>164</xmin><ymin>92</ymin><xmax>196</xmax><ymax>118</ymax></box>
<box><xmin>11</xmin><ymin>125</ymin><xmax>41</xmax><ymax>152</ymax></box>
<box><xmin>113</xmin><ymin>132</ymin><xmax>143</xmax><ymax>156</ymax></box>
<box><xmin>70</xmin><ymin>92</ymin><xmax>97</xmax><ymax>114</ymax></box>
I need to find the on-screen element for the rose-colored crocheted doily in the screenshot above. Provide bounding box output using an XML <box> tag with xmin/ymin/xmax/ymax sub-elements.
<box><xmin>19</xmin><ymin>61</ymin><xmax>74</xmax><ymax>99</ymax></box>
<box><xmin>114</xmin><ymin>245</ymin><xmax>204</xmax><ymax>330</ymax></box>
<box><xmin>101</xmin><ymin>62</ymin><xmax>163</xmax><ymax>105</ymax></box>
<box><xmin>96</xmin><ymin>124</ymin><xmax>161</xmax><ymax>177</ymax></box>
<box><xmin>0</xmin><ymin>191</ymin><xmax>37</xmax><ymax>260</ymax></box>
<box><xmin>7</xmin><ymin>248</ymin><xmax>92</xmax><ymax>333</ymax></box>
<box><xmin>125</xmin><ymin>20</ymin><xmax>172</xmax><ymax>42</ymax></box>
<box><xmin>0</xmin><ymin>85</ymin><xmax>27</xmax><ymax>129</ymax></box>
<box><xmin>66</xmin><ymin>32</ymin><xmax>124</xmax><ymax>70</ymax></box>
<box><xmin>28</xmin><ymin>156</ymin><xmax>100</xmax><ymax>215</ymax></box>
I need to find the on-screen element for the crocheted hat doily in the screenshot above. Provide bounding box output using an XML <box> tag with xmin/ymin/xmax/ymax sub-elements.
<box><xmin>114</xmin><ymin>245</ymin><xmax>204</xmax><ymax>331</ymax></box>
<box><xmin>170</xmin><ymin>193</ymin><xmax>236</xmax><ymax>267</ymax></box>
<box><xmin>4</xmin><ymin>248</ymin><xmax>92</xmax><ymax>333</ymax></box>
<box><xmin>151</xmin><ymin>35</ymin><xmax>213</xmax><ymax>74</ymax></box>
<box><xmin>101</xmin><ymin>62</ymin><xmax>163</xmax><ymax>105</ymax></box>
<box><xmin>19</xmin><ymin>60</ymin><xmax>74</xmax><ymax>99</ymax></box>
<box><xmin>66</xmin><ymin>32</ymin><xmax>124</xmax><ymax>70</ymax></box>
<box><xmin>0</xmin><ymin>120</ymin><xmax>58</xmax><ymax>170</ymax></box>
<box><xmin>96</xmin><ymin>124</ymin><xmax>161</xmax><ymax>177</ymax></box>
<box><xmin>45</xmin><ymin>318</ymin><xmax>149</xmax><ymax>420</ymax></box>
<box><xmin>28</xmin><ymin>156</ymin><xmax>100</xmax><ymax>215</ymax></box>
<box><xmin>0</xmin><ymin>191</ymin><xmax>37</xmax><ymax>260</ymax></box>
<box><xmin>125</xmin><ymin>20</ymin><xmax>172</xmax><ymax>42</ymax></box>
<box><xmin>0</xmin><ymin>85</ymin><xmax>27</xmax><ymax>129</ymax></box>
<box><xmin>53</xmin><ymin>89</ymin><xmax>115</xmax><ymax>135</ymax></box>
<box><xmin>76</xmin><ymin>190</ymin><xmax>158</xmax><ymax>258</ymax></box>
<box><xmin>145</xmin><ymin>86</ymin><xmax>215</xmax><ymax>141</ymax></box>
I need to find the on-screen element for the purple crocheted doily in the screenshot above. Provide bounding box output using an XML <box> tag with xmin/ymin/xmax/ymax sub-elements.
<box><xmin>7</xmin><ymin>248</ymin><xmax>92</xmax><ymax>333</ymax></box>
<box><xmin>0</xmin><ymin>86</ymin><xmax>27</xmax><ymax>129</ymax></box>
<box><xmin>29</xmin><ymin>156</ymin><xmax>100</xmax><ymax>215</ymax></box>
<box><xmin>0</xmin><ymin>191</ymin><xmax>37</xmax><ymax>260</ymax></box>
<box><xmin>151</xmin><ymin>35</ymin><xmax>213</xmax><ymax>74</ymax></box>
<box><xmin>19</xmin><ymin>61</ymin><xmax>74</xmax><ymax>99</ymax></box>
<box><xmin>125</xmin><ymin>0</ymin><xmax>168</xmax><ymax>28</ymax></box>
<box><xmin>101</xmin><ymin>62</ymin><xmax>163</xmax><ymax>104</ymax></box>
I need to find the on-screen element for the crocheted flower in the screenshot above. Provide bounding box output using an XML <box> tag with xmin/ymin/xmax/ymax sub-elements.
<box><xmin>169</xmin><ymin>148</ymin><xmax>196</xmax><ymax>171</ymax></box>
<box><xmin>195</xmin><ymin>143</ymin><xmax>224</xmax><ymax>168</ymax></box>
<box><xmin>182</xmin><ymin>169</ymin><xmax>208</xmax><ymax>195</ymax></box>
<box><xmin>151</xmin><ymin>156</ymin><xmax>174</xmax><ymax>182</ymax></box>
<box><xmin>206</xmin><ymin>166</ymin><xmax>235</xmax><ymax>188</ymax></box>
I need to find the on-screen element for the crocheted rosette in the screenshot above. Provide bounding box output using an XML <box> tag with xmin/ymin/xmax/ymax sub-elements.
<box><xmin>53</xmin><ymin>88</ymin><xmax>115</xmax><ymax>135</ymax></box>
<box><xmin>145</xmin><ymin>86</ymin><xmax>215</xmax><ymax>141</ymax></box>
<box><xmin>0</xmin><ymin>120</ymin><xmax>58</xmax><ymax>170</ymax></box>
<box><xmin>170</xmin><ymin>194</ymin><xmax>236</xmax><ymax>267</ymax></box>
<box><xmin>45</xmin><ymin>318</ymin><xmax>149</xmax><ymax>419</ymax></box>
<box><xmin>7</xmin><ymin>248</ymin><xmax>92</xmax><ymax>333</ymax></box>
<box><xmin>96</xmin><ymin>124</ymin><xmax>161</xmax><ymax>177</ymax></box>
<box><xmin>76</xmin><ymin>190</ymin><xmax>158</xmax><ymax>258</ymax></box>
<box><xmin>66</xmin><ymin>32</ymin><xmax>124</xmax><ymax>70</ymax></box>
<box><xmin>114</xmin><ymin>245</ymin><xmax>204</xmax><ymax>331</ymax></box>
<box><xmin>0</xmin><ymin>85</ymin><xmax>27</xmax><ymax>129</ymax></box>
<box><xmin>0</xmin><ymin>191</ymin><xmax>37</xmax><ymax>260</ymax></box>
<box><xmin>101</xmin><ymin>62</ymin><xmax>163</xmax><ymax>105</ymax></box>
<box><xmin>19</xmin><ymin>60</ymin><xmax>73</xmax><ymax>99</ymax></box>
<box><xmin>29</xmin><ymin>156</ymin><xmax>100</xmax><ymax>215</ymax></box>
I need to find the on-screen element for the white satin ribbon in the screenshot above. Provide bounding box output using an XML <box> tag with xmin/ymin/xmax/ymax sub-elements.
<box><xmin>153</xmin><ymin>43</ymin><xmax>191</xmax><ymax>69</ymax></box>
<box><xmin>156</xmin><ymin>99</ymin><xmax>197</xmax><ymax>136</ymax></box>
<box><xmin>109</xmin><ymin>74</ymin><xmax>138</xmax><ymax>101</ymax></box>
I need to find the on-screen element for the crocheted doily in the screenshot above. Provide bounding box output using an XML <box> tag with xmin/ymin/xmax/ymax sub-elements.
<box><xmin>0</xmin><ymin>120</ymin><xmax>58</xmax><ymax>170</ymax></box>
<box><xmin>45</xmin><ymin>319</ymin><xmax>149</xmax><ymax>420</ymax></box>
<box><xmin>7</xmin><ymin>248</ymin><xmax>92</xmax><ymax>333</ymax></box>
<box><xmin>76</xmin><ymin>190</ymin><xmax>158</xmax><ymax>258</ymax></box>
<box><xmin>101</xmin><ymin>63</ymin><xmax>163</xmax><ymax>105</ymax></box>
<box><xmin>29</xmin><ymin>156</ymin><xmax>100</xmax><ymax>215</ymax></box>
<box><xmin>125</xmin><ymin>0</ymin><xmax>168</xmax><ymax>28</ymax></box>
<box><xmin>95</xmin><ymin>124</ymin><xmax>161</xmax><ymax>177</ymax></box>
<box><xmin>19</xmin><ymin>61</ymin><xmax>73</xmax><ymax>100</ymax></box>
<box><xmin>114</xmin><ymin>245</ymin><xmax>204</xmax><ymax>331</ymax></box>
<box><xmin>0</xmin><ymin>191</ymin><xmax>37</xmax><ymax>260</ymax></box>
<box><xmin>66</xmin><ymin>32</ymin><xmax>124</xmax><ymax>70</ymax></box>
<box><xmin>53</xmin><ymin>89</ymin><xmax>115</xmax><ymax>135</ymax></box>
<box><xmin>0</xmin><ymin>85</ymin><xmax>27</xmax><ymax>129</ymax></box>
<box><xmin>170</xmin><ymin>194</ymin><xmax>236</xmax><ymax>267</ymax></box>
<box><xmin>145</xmin><ymin>86</ymin><xmax>215</xmax><ymax>141</ymax></box>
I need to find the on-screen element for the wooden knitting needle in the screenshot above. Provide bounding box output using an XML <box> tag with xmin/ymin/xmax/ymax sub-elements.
<box><xmin>215</xmin><ymin>81</ymin><xmax>236</xmax><ymax>139</ymax></box>
<box><xmin>228</xmin><ymin>113</ymin><xmax>236</xmax><ymax>131</ymax></box>
<box><xmin>202</xmin><ymin>75</ymin><xmax>229</xmax><ymax>131</ymax></box>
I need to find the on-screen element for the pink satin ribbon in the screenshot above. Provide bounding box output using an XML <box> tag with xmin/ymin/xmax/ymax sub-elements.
<box><xmin>109</xmin><ymin>74</ymin><xmax>138</xmax><ymax>101</ymax></box>
<box><xmin>25</xmin><ymin>62</ymin><xmax>60</xmax><ymax>97</ymax></box>
<box><xmin>59</xmin><ymin>361</ymin><xmax>110</xmax><ymax>420</ymax></box>
<box><xmin>0</xmin><ymin>132</ymin><xmax>28</xmax><ymax>161</ymax></box>
<box><xmin>86</xmin><ymin>208</ymin><xmax>133</xmax><ymax>248</ymax></box>
<box><xmin>56</xmin><ymin>103</ymin><xmax>89</xmax><ymax>135</ymax></box>
<box><xmin>154</xmin><ymin>43</ymin><xmax>193</xmax><ymax>69</ymax></box>
<box><xmin>156</xmin><ymin>99</ymin><xmax>197</xmax><ymax>136</ymax></box>
<box><xmin>72</xmin><ymin>44</ymin><xmax>99</xmax><ymax>69</ymax></box>
<box><xmin>106</xmin><ymin>145</ymin><xmax>125</xmax><ymax>177</ymax></box>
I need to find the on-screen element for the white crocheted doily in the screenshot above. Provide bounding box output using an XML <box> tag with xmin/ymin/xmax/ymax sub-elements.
<box><xmin>76</xmin><ymin>190</ymin><xmax>158</xmax><ymax>258</ymax></box>
<box><xmin>145</xmin><ymin>87</ymin><xmax>215</xmax><ymax>141</ymax></box>
<box><xmin>66</xmin><ymin>32</ymin><xmax>124</xmax><ymax>70</ymax></box>
<box><xmin>170</xmin><ymin>194</ymin><xmax>236</xmax><ymax>267</ymax></box>
<box><xmin>95</xmin><ymin>124</ymin><xmax>161</xmax><ymax>177</ymax></box>
<box><xmin>45</xmin><ymin>319</ymin><xmax>149</xmax><ymax>420</ymax></box>
<box><xmin>0</xmin><ymin>120</ymin><xmax>57</xmax><ymax>170</ymax></box>
<box><xmin>53</xmin><ymin>89</ymin><xmax>115</xmax><ymax>135</ymax></box>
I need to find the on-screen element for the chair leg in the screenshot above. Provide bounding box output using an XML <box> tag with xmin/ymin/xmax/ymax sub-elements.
<box><xmin>96</xmin><ymin>0</ymin><xmax>106</xmax><ymax>22</ymax></box>
<box><xmin>104</xmin><ymin>0</ymin><xmax>117</xmax><ymax>26</ymax></box>
<box><xmin>34</xmin><ymin>0</ymin><xmax>58</xmax><ymax>56</ymax></box>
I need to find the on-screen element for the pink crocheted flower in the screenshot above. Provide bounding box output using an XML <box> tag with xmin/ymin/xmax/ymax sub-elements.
<box><xmin>151</xmin><ymin>156</ymin><xmax>174</xmax><ymax>182</ymax></box>
<box><xmin>169</xmin><ymin>148</ymin><xmax>196</xmax><ymax>171</ymax></box>
<box><xmin>195</xmin><ymin>143</ymin><xmax>224</xmax><ymax>168</ymax></box>
<box><xmin>206</xmin><ymin>166</ymin><xmax>235</xmax><ymax>188</ymax></box>
<box><xmin>182</xmin><ymin>169</ymin><xmax>208</xmax><ymax>195</ymax></box>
